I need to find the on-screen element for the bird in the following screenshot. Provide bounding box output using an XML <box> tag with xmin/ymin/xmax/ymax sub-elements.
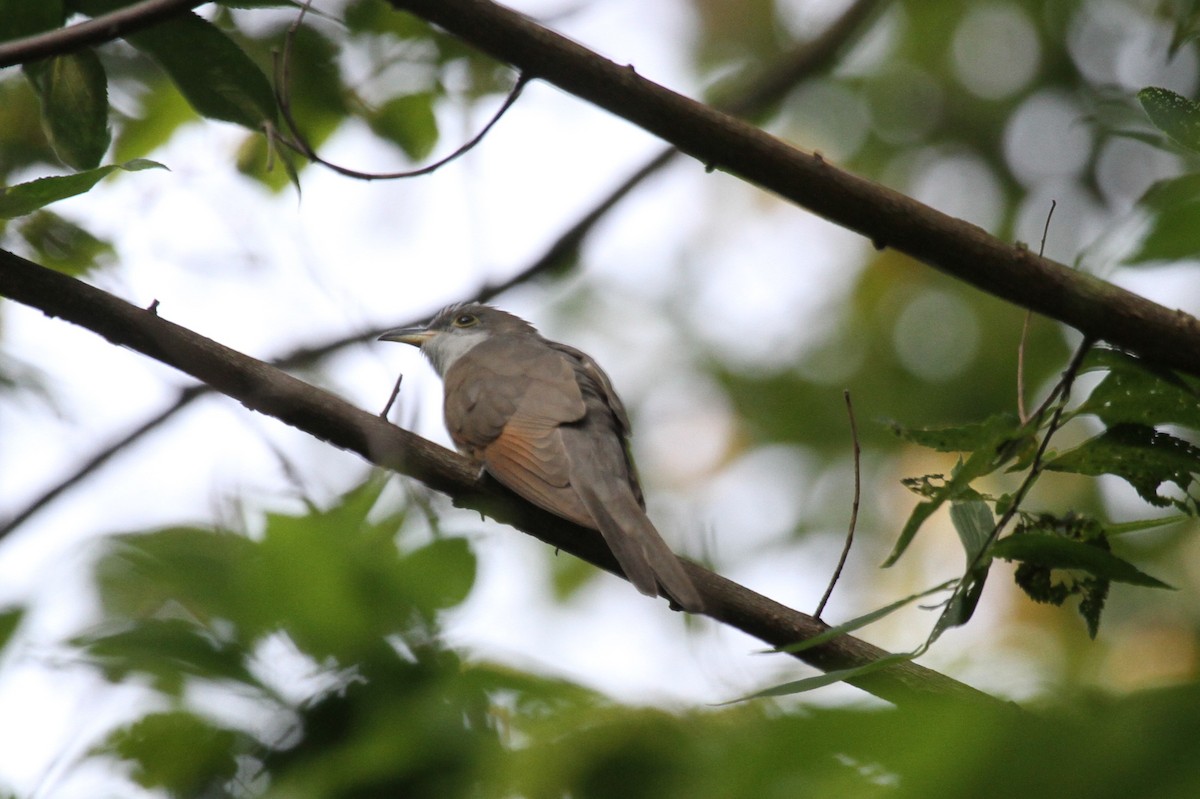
<box><xmin>379</xmin><ymin>303</ymin><xmax>703</xmax><ymax>612</ymax></box>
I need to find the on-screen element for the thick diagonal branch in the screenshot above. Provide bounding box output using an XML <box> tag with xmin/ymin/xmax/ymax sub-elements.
<box><xmin>389</xmin><ymin>0</ymin><xmax>1200</xmax><ymax>379</ymax></box>
<box><xmin>0</xmin><ymin>247</ymin><xmax>1000</xmax><ymax>709</ymax></box>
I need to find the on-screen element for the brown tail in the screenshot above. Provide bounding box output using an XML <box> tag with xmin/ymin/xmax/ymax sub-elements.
<box><xmin>577</xmin><ymin>483</ymin><xmax>704</xmax><ymax>613</ymax></box>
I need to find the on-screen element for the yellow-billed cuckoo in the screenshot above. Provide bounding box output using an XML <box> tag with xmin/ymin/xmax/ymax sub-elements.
<box><xmin>380</xmin><ymin>304</ymin><xmax>703</xmax><ymax>612</ymax></box>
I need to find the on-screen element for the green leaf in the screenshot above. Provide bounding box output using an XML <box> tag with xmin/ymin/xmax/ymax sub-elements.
<box><xmin>0</xmin><ymin>158</ymin><xmax>164</xmax><ymax>218</ymax></box>
<box><xmin>244</xmin><ymin>476</ymin><xmax>464</xmax><ymax>660</ymax></box>
<box><xmin>1128</xmin><ymin>177</ymin><xmax>1200</xmax><ymax>260</ymax></box>
<box><xmin>17</xmin><ymin>210</ymin><xmax>114</xmax><ymax>275</ymax></box>
<box><xmin>1139</xmin><ymin>87</ymin><xmax>1200</xmax><ymax>153</ymax></box>
<box><xmin>888</xmin><ymin>412</ymin><xmax>1025</xmax><ymax>453</ymax></box>
<box><xmin>0</xmin><ymin>607</ymin><xmax>23</xmax><ymax>653</ymax></box>
<box><xmin>949</xmin><ymin>499</ymin><xmax>994</xmax><ymax>564</ymax></box>
<box><xmin>1045</xmin><ymin>423</ymin><xmax>1200</xmax><ymax>510</ymax></box>
<box><xmin>132</xmin><ymin>13</ymin><xmax>276</xmax><ymax>129</ymax></box>
<box><xmin>1004</xmin><ymin>514</ymin><xmax>1127</xmax><ymax>638</ymax></box>
<box><xmin>236</xmin><ymin>133</ymin><xmax>300</xmax><ymax>193</ymax></box>
<box><xmin>23</xmin><ymin>48</ymin><xmax>110</xmax><ymax>169</ymax></box>
<box><xmin>733</xmin><ymin>653</ymin><xmax>916</xmax><ymax>701</ymax></box>
<box><xmin>345</xmin><ymin>0</ymin><xmax>435</xmax><ymax>38</ymax></box>
<box><xmin>0</xmin><ymin>0</ymin><xmax>64</xmax><ymax>41</ymax></box>
<box><xmin>1165</xmin><ymin>2</ymin><xmax>1200</xmax><ymax>55</ymax></box>
<box><xmin>98</xmin><ymin>712</ymin><xmax>239</xmax><ymax>796</ymax></box>
<box><xmin>1105</xmin><ymin>514</ymin><xmax>1188</xmax><ymax>536</ymax></box>
<box><xmin>73</xmin><ymin>619</ymin><xmax>258</xmax><ymax>696</ymax></box>
<box><xmin>368</xmin><ymin>93</ymin><xmax>440</xmax><ymax>161</ymax></box>
<box><xmin>931</xmin><ymin>499</ymin><xmax>997</xmax><ymax>633</ymax></box>
<box><xmin>886</xmin><ymin>450</ymin><xmax>1006</xmax><ymax>566</ymax></box>
<box><xmin>992</xmin><ymin>533</ymin><xmax>1172</xmax><ymax>588</ymax></box>
<box><xmin>94</xmin><ymin>525</ymin><xmax>257</xmax><ymax>625</ymax></box>
<box><xmin>1128</xmin><ymin>172</ymin><xmax>1200</xmax><ymax>215</ymax></box>
<box><xmin>1129</xmin><ymin>202</ymin><xmax>1200</xmax><ymax>262</ymax></box>
<box><xmin>234</xmin><ymin>25</ymin><xmax>343</xmax><ymax>190</ymax></box>
<box><xmin>399</xmin><ymin>537</ymin><xmax>477</xmax><ymax>614</ymax></box>
<box><xmin>112</xmin><ymin>77</ymin><xmax>195</xmax><ymax>162</ymax></box>
<box><xmin>774</xmin><ymin>580</ymin><xmax>956</xmax><ymax>655</ymax></box>
<box><xmin>1125</xmin><ymin>174</ymin><xmax>1200</xmax><ymax>263</ymax></box>
<box><xmin>887</xmin><ymin>412</ymin><xmax>1035</xmax><ymax>567</ymax></box>
<box><xmin>1076</xmin><ymin>349</ymin><xmax>1200</xmax><ymax>429</ymax></box>
<box><xmin>74</xmin><ymin>3</ymin><xmax>276</xmax><ymax>130</ymax></box>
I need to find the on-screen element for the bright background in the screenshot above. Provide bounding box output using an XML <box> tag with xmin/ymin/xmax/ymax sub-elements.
<box><xmin>3</xmin><ymin>0</ymin><xmax>1200</xmax><ymax>795</ymax></box>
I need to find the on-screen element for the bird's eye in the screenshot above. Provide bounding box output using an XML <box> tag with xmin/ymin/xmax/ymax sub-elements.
<box><xmin>454</xmin><ymin>313</ymin><xmax>478</xmax><ymax>328</ymax></box>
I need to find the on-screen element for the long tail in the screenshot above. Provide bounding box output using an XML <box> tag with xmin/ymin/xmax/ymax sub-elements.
<box><xmin>577</xmin><ymin>483</ymin><xmax>704</xmax><ymax>613</ymax></box>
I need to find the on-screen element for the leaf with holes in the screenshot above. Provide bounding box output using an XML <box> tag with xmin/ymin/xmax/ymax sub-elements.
<box><xmin>888</xmin><ymin>412</ymin><xmax>1027</xmax><ymax>453</ymax></box>
<box><xmin>1076</xmin><ymin>349</ymin><xmax>1200</xmax><ymax>429</ymax></box>
<box><xmin>1045</xmin><ymin>424</ymin><xmax>1200</xmax><ymax>511</ymax></box>
<box><xmin>992</xmin><ymin>533</ymin><xmax>1170</xmax><ymax>589</ymax></box>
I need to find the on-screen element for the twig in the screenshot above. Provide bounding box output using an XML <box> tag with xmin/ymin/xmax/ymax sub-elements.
<box><xmin>1017</xmin><ymin>201</ymin><xmax>1057</xmax><ymax>423</ymax></box>
<box><xmin>1017</xmin><ymin>312</ymin><xmax>1032</xmax><ymax>424</ymax></box>
<box><xmin>0</xmin><ymin>387</ymin><xmax>206</xmax><ymax>541</ymax></box>
<box><xmin>989</xmin><ymin>337</ymin><xmax>1093</xmax><ymax>548</ymax></box>
<box><xmin>815</xmin><ymin>390</ymin><xmax>860</xmax><ymax>620</ymax></box>
<box><xmin>1039</xmin><ymin>201</ymin><xmax>1057</xmax><ymax>256</ymax></box>
<box><xmin>0</xmin><ymin>0</ymin><xmax>203</xmax><ymax>68</ymax></box>
<box><xmin>716</xmin><ymin>0</ymin><xmax>884</xmax><ymax>119</ymax></box>
<box><xmin>272</xmin><ymin>0</ymin><xmax>529</xmax><ymax>181</ymax></box>
<box><xmin>380</xmin><ymin>373</ymin><xmax>404</xmax><ymax>419</ymax></box>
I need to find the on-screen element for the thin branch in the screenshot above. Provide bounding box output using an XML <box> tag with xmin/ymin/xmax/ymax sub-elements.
<box><xmin>1017</xmin><ymin>312</ymin><xmax>1032</xmax><ymax>424</ymax></box>
<box><xmin>933</xmin><ymin>336</ymin><xmax>1095</xmax><ymax>632</ymax></box>
<box><xmin>715</xmin><ymin>0</ymin><xmax>884</xmax><ymax>119</ymax></box>
<box><xmin>987</xmin><ymin>337</ymin><xmax>1094</xmax><ymax>553</ymax></box>
<box><xmin>1017</xmin><ymin>201</ymin><xmax>1057</xmax><ymax>424</ymax></box>
<box><xmin>390</xmin><ymin>0</ymin><xmax>1200</xmax><ymax>379</ymax></box>
<box><xmin>0</xmin><ymin>246</ymin><xmax>1001</xmax><ymax>708</ymax></box>
<box><xmin>814</xmin><ymin>389</ymin><xmax>861</xmax><ymax>620</ymax></box>
<box><xmin>0</xmin><ymin>0</ymin><xmax>204</xmax><ymax>68</ymax></box>
<box><xmin>0</xmin><ymin>387</ymin><xmax>205</xmax><ymax>541</ymax></box>
<box><xmin>272</xmin><ymin>0</ymin><xmax>529</xmax><ymax>181</ymax></box>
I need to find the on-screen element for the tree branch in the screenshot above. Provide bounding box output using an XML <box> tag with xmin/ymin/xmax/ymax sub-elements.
<box><xmin>0</xmin><ymin>0</ymin><xmax>205</xmax><ymax>68</ymax></box>
<box><xmin>389</xmin><ymin>0</ymin><xmax>1200</xmax><ymax>380</ymax></box>
<box><xmin>0</xmin><ymin>247</ymin><xmax>1001</xmax><ymax>709</ymax></box>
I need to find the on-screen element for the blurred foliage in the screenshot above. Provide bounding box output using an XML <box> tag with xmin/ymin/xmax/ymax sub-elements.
<box><xmin>0</xmin><ymin>476</ymin><xmax>1195</xmax><ymax>796</ymax></box>
<box><xmin>6</xmin><ymin>0</ymin><xmax>1200</xmax><ymax>795</ymax></box>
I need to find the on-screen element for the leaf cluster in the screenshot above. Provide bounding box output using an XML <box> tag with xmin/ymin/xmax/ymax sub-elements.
<box><xmin>887</xmin><ymin>347</ymin><xmax>1192</xmax><ymax>641</ymax></box>
<box><xmin>7</xmin><ymin>475</ymin><xmax>1200</xmax><ymax>798</ymax></box>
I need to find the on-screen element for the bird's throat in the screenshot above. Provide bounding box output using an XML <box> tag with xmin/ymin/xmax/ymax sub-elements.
<box><xmin>422</xmin><ymin>328</ymin><xmax>489</xmax><ymax>376</ymax></box>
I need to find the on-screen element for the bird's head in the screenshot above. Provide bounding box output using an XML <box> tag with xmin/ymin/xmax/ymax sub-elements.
<box><xmin>378</xmin><ymin>303</ymin><xmax>537</xmax><ymax>375</ymax></box>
